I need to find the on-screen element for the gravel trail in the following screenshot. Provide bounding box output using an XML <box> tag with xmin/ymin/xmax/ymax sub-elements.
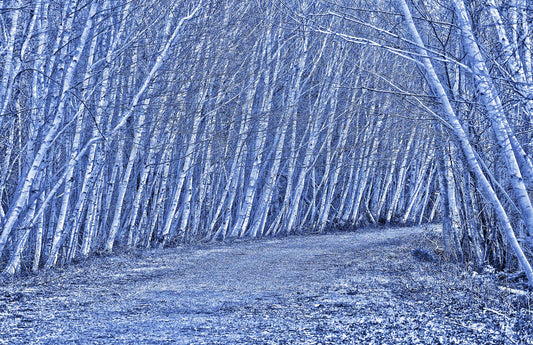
<box><xmin>0</xmin><ymin>225</ymin><xmax>531</xmax><ymax>344</ymax></box>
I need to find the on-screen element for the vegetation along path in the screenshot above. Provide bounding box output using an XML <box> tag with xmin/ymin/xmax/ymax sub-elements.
<box><xmin>1</xmin><ymin>225</ymin><xmax>531</xmax><ymax>344</ymax></box>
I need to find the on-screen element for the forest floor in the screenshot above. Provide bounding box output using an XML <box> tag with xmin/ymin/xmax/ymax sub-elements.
<box><xmin>0</xmin><ymin>225</ymin><xmax>532</xmax><ymax>344</ymax></box>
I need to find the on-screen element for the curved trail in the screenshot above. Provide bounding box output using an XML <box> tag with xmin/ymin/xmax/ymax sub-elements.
<box><xmin>0</xmin><ymin>225</ymin><xmax>531</xmax><ymax>344</ymax></box>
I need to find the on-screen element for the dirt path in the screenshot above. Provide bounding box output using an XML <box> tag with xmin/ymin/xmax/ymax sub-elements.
<box><xmin>0</xmin><ymin>225</ymin><xmax>531</xmax><ymax>344</ymax></box>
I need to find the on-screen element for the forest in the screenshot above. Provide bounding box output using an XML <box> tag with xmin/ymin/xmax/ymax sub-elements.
<box><xmin>0</xmin><ymin>0</ymin><xmax>532</xmax><ymax>290</ymax></box>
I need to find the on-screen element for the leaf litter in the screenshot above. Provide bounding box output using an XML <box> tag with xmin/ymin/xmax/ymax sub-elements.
<box><xmin>0</xmin><ymin>224</ymin><xmax>531</xmax><ymax>344</ymax></box>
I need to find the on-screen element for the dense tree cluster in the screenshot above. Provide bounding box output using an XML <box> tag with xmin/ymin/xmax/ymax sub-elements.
<box><xmin>393</xmin><ymin>0</ymin><xmax>533</xmax><ymax>285</ymax></box>
<box><xmin>0</xmin><ymin>0</ymin><xmax>532</xmax><ymax>287</ymax></box>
